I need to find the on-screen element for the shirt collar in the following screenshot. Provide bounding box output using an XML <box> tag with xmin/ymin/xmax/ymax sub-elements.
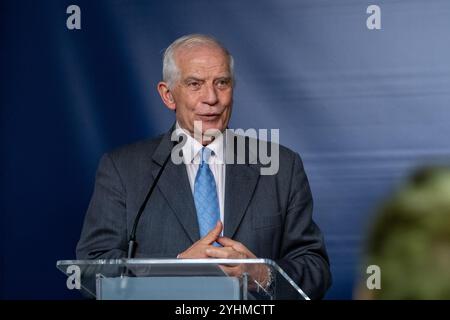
<box><xmin>175</xmin><ymin>122</ymin><xmax>225</xmax><ymax>164</ymax></box>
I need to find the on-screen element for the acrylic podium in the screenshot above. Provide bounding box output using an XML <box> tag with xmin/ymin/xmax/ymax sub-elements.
<box><xmin>56</xmin><ymin>258</ymin><xmax>310</xmax><ymax>300</ymax></box>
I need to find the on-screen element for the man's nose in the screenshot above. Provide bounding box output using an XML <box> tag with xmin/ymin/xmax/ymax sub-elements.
<box><xmin>202</xmin><ymin>83</ymin><xmax>219</xmax><ymax>106</ymax></box>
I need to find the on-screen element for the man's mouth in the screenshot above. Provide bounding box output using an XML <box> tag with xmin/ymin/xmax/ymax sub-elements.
<box><xmin>197</xmin><ymin>114</ymin><xmax>221</xmax><ymax>120</ymax></box>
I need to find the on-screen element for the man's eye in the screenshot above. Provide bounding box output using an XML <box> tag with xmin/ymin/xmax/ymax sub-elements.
<box><xmin>216</xmin><ymin>79</ymin><xmax>231</xmax><ymax>89</ymax></box>
<box><xmin>188</xmin><ymin>82</ymin><xmax>201</xmax><ymax>89</ymax></box>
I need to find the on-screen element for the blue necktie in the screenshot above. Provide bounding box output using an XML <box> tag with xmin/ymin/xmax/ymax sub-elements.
<box><xmin>194</xmin><ymin>147</ymin><xmax>221</xmax><ymax>243</ymax></box>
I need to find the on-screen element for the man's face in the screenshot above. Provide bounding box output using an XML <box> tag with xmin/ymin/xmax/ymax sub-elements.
<box><xmin>166</xmin><ymin>45</ymin><xmax>233</xmax><ymax>139</ymax></box>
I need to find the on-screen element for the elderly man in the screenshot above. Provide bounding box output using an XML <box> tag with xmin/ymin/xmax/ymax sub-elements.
<box><xmin>76</xmin><ymin>34</ymin><xmax>331</xmax><ymax>299</ymax></box>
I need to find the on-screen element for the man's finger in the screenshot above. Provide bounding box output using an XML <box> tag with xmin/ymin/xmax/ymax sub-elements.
<box><xmin>206</xmin><ymin>247</ymin><xmax>246</xmax><ymax>260</ymax></box>
<box><xmin>217</xmin><ymin>236</ymin><xmax>239</xmax><ymax>247</ymax></box>
<box><xmin>217</xmin><ymin>237</ymin><xmax>254</xmax><ymax>257</ymax></box>
<box><xmin>200</xmin><ymin>220</ymin><xmax>223</xmax><ymax>244</ymax></box>
<box><xmin>205</xmin><ymin>247</ymin><xmax>229</xmax><ymax>259</ymax></box>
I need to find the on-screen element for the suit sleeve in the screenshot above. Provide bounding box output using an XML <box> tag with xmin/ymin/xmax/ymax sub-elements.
<box><xmin>275</xmin><ymin>153</ymin><xmax>332</xmax><ymax>299</ymax></box>
<box><xmin>76</xmin><ymin>153</ymin><xmax>128</xmax><ymax>259</ymax></box>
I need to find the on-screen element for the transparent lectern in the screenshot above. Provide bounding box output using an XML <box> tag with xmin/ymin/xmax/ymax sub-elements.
<box><xmin>56</xmin><ymin>258</ymin><xmax>310</xmax><ymax>300</ymax></box>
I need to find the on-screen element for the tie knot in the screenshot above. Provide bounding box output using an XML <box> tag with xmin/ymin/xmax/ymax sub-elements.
<box><xmin>201</xmin><ymin>147</ymin><xmax>212</xmax><ymax>165</ymax></box>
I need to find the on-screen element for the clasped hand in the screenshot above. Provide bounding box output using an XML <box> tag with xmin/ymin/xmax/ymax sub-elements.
<box><xmin>178</xmin><ymin>221</ymin><xmax>270</xmax><ymax>288</ymax></box>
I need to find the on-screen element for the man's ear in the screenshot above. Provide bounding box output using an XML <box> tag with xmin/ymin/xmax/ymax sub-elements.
<box><xmin>157</xmin><ymin>82</ymin><xmax>176</xmax><ymax>111</ymax></box>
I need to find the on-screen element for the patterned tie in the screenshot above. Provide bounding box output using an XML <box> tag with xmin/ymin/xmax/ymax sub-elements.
<box><xmin>194</xmin><ymin>147</ymin><xmax>221</xmax><ymax>243</ymax></box>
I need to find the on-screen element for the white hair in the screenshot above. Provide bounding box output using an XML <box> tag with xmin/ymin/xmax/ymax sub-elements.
<box><xmin>162</xmin><ymin>34</ymin><xmax>234</xmax><ymax>89</ymax></box>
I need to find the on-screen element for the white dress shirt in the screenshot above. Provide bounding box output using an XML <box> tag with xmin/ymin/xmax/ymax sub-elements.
<box><xmin>176</xmin><ymin>123</ymin><xmax>226</xmax><ymax>232</ymax></box>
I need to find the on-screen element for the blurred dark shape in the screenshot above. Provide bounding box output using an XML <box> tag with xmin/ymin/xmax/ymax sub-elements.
<box><xmin>362</xmin><ymin>166</ymin><xmax>450</xmax><ymax>299</ymax></box>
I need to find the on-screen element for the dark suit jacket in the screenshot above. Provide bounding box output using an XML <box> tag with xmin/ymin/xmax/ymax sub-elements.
<box><xmin>76</xmin><ymin>128</ymin><xmax>332</xmax><ymax>299</ymax></box>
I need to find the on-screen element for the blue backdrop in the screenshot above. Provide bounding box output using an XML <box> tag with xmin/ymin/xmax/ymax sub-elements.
<box><xmin>1</xmin><ymin>0</ymin><xmax>450</xmax><ymax>299</ymax></box>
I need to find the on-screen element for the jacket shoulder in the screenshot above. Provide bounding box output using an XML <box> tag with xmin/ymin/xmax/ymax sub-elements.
<box><xmin>241</xmin><ymin>134</ymin><xmax>302</xmax><ymax>167</ymax></box>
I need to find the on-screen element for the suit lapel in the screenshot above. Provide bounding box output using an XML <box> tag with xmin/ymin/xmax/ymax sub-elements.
<box><xmin>151</xmin><ymin>128</ymin><xmax>200</xmax><ymax>244</ymax></box>
<box><xmin>224</xmin><ymin>134</ymin><xmax>260</xmax><ymax>239</ymax></box>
